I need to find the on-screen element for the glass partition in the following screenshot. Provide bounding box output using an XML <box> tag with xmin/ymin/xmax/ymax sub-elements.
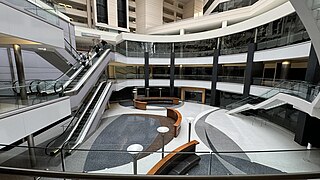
<box><xmin>220</xmin><ymin>29</ymin><xmax>254</xmax><ymax>55</ymax></box>
<box><xmin>115</xmin><ymin>13</ymin><xmax>309</xmax><ymax>58</ymax></box>
<box><xmin>256</xmin><ymin>13</ymin><xmax>309</xmax><ymax>50</ymax></box>
<box><xmin>226</xmin><ymin>79</ymin><xmax>320</xmax><ymax>110</ymax></box>
<box><xmin>0</xmin><ymin>143</ymin><xmax>319</xmax><ymax>177</ymax></box>
<box><xmin>0</xmin><ymin>84</ymin><xmax>59</xmax><ymax>114</ymax></box>
<box><xmin>3</xmin><ymin>0</ymin><xmax>60</xmax><ymax>26</ymax></box>
<box><xmin>211</xmin><ymin>0</ymin><xmax>259</xmax><ymax>14</ymax></box>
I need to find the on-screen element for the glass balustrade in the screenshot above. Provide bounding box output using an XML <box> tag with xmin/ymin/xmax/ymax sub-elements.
<box><xmin>0</xmin><ymin>143</ymin><xmax>319</xmax><ymax>177</ymax></box>
<box><xmin>115</xmin><ymin>31</ymin><xmax>308</xmax><ymax>58</ymax></box>
<box><xmin>0</xmin><ymin>84</ymin><xmax>59</xmax><ymax>114</ymax></box>
<box><xmin>3</xmin><ymin>0</ymin><xmax>60</xmax><ymax>26</ymax></box>
<box><xmin>211</xmin><ymin>0</ymin><xmax>259</xmax><ymax>14</ymax></box>
<box><xmin>226</xmin><ymin>80</ymin><xmax>320</xmax><ymax>110</ymax></box>
<box><xmin>218</xmin><ymin>76</ymin><xmax>245</xmax><ymax>83</ymax></box>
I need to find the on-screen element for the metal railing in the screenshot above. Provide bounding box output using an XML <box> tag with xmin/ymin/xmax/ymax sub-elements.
<box><xmin>226</xmin><ymin>79</ymin><xmax>320</xmax><ymax>110</ymax></box>
<box><xmin>0</xmin><ymin>143</ymin><xmax>319</xmax><ymax>178</ymax></box>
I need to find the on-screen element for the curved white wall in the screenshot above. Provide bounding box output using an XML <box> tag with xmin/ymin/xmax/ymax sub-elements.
<box><xmin>116</xmin><ymin>1</ymin><xmax>294</xmax><ymax>43</ymax></box>
<box><xmin>147</xmin><ymin>0</ymin><xmax>288</xmax><ymax>35</ymax></box>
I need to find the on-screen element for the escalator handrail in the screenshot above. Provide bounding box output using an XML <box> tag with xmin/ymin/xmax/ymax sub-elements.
<box><xmin>36</xmin><ymin>45</ymin><xmax>103</xmax><ymax>95</ymax></box>
<box><xmin>226</xmin><ymin>80</ymin><xmax>287</xmax><ymax>109</ymax></box>
<box><xmin>64</xmin><ymin>38</ymin><xmax>83</xmax><ymax>62</ymax></box>
<box><xmin>62</xmin><ymin>65</ymin><xmax>86</xmax><ymax>90</ymax></box>
<box><xmin>63</xmin><ymin>48</ymin><xmax>111</xmax><ymax>94</ymax></box>
<box><xmin>64</xmin><ymin>81</ymin><xmax>107</xmax><ymax>145</ymax></box>
<box><xmin>44</xmin><ymin>93</ymin><xmax>89</xmax><ymax>155</ymax></box>
<box><xmin>226</xmin><ymin>80</ymin><xmax>320</xmax><ymax>110</ymax></box>
<box><xmin>67</xmin><ymin>82</ymin><xmax>112</xmax><ymax>151</ymax></box>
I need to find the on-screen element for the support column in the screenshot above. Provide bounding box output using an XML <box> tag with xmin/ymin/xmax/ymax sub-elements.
<box><xmin>86</xmin><ymin>0</ymin><xmax>92</xmax><ymax>28</ymax></box>
<box><xmin>305</xmin><ymin>44</ymin><xmax>320</xmax><ymax>83</ymax></box>
<box><xmin>201</xmin><ymin>89</ymin><xmax>206</xmax><ymax>104</ymax></box>
<box><xmin>210</xmin><ymin>49</ymin><xmax>220</xmax><ymax>106</ymax></box>
<box><xmin>136</xmin><ymin>66</ymin><xmax>139</xmax><ymax>79</ymax></box>
<box><xmin>295</xmin><ymin>44</ymin><xmax>320</xmax><ymax>147</ymax></box>
<box><xmin>27</xmin><ymin>135</ymin><xmax>37</xmax><ymax>167</ymax></box>
<box><xmin>180</xmin><ymin>29</ymin><xmax>185</xmax><ymax>35</ymax></box>
<box><xmin>144</xmin><ymin>52</ymin><xmax>149</xmax><ymax>96</ymax></box>
<box><xmin>13</xmin><ymin>44</ymin><xmax>27</xmax><ymax>102</ymax></box>
<box><xmin>170</xmin><ymin>52</ymin><xmax>175</xmax><ymax>97</ymax></box>
<box><xmin>295</xmin><ymin>112</ymin><xmax>320</xmax><ymax>147</ymax></box>
<box><xmin>7</xmin><ymin>48</ymin><xmax>16</xmax><ymax>83</ymax></box>
<box><xmin>243</xmin><ymin>43</ymin><xmax>256</xmax><ymax>97</ymax></box>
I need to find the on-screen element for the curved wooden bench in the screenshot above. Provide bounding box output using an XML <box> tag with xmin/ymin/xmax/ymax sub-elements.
<box><xmin>147</xmin><ymin>140</ymin><xmax>200</xmax><ymax>175</ymax></box>
<box><xmin>167</xmin><ymin>108</ymin><xmax>182</xmax><ymax>137</ymax></box>
<box><xmin>133</xmin><ymin>99</ymin><xmax>147</xmax><ymax>110</ymax></box>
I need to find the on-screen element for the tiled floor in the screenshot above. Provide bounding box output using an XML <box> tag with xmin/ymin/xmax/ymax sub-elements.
<box><xmin>83</xmin><ymin>102</ymin><xmax>320</xmax><ymax>175</ymax></box>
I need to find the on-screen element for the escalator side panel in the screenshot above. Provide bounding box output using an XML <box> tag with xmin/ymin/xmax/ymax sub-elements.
<box><xmin>86</xmin><ymin>83</ymin><xmax>115</xmax><ymax>137</ymax></box>
<box><xmin>69</xmin><ymin>50</ymin><xmax>113</xmax><ymax>110</ymax></box>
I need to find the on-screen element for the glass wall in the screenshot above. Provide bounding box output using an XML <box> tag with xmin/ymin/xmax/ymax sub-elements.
<box><xmin>109</xmin><ymin>65</ymin><xmax>213</xmax><ymax>81</ymax></box>
<box><xmin>257</xmin><ymin>104</ymin><xmax>298</xmax><ymax>132</ymax></box>
<box><xmin>175</xmin><ymin>66</ymin><xmax>213</xmax><ymax>80</ymax></box>
<box><xmin>218</xmin><ymin>64</ymin><xmax>246</xmax><ymax>83</ymax></box>
<box><xmin>109</xmin><ymin>65</ymin><xmax>145</xmax><ymax>79</ymax></box>
<box><xmin>220</xmin><ymin>29</ymin><xmax>254</xmax><ymax>55</ymax></box>
<box><xmin>174</xmin><ymin>39</ymin><xmax>217</xmax><ymax>57</ymax></box>
<box><xmin>256</xmin><ymin>13</ymin><xmax>310</xmax><ymax>50</ymax></box>
<box><xmin>211</xmin><ymin>0</ymin><xmax>259</xmax><ymax>14</ymax></box>
<box><xmin>115</xmin><ymin>13</ymin><xmax>309</xmax><ymax>58</ymax></box>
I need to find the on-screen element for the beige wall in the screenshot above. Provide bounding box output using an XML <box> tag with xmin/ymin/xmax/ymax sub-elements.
<box><xmin>194</xmin><ymin>0</ymin><xmax>203</xmax><ymax>17</ymax></box>
<box><xmin>183</xmin><ymin>0</ymin><xmax>203</xmax><ymax>19</ymax></box>
<box><xmin>136</xmin><ymin>0</ymin><xmax>163</xmax><ymax>34</ymax></box>
<box><xmin>183</xmin><ymin>0</ymin><xmax>194</xmax><ymax>19</ymax></box>
<box><xmin>108</xmin><ymin>0</ymin><xmax>118</xmax><ymax>27</ymax></box>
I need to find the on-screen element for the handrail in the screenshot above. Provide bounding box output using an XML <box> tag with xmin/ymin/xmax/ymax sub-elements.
<box><xmin>64</xmin><ymin>82</ymin><xmax>106</xmax><ymax>145</ymax></box>
<box><xmin>67</xmin><ymin>82</ymin><xmax>113</xmax><ymax>152</ymax></box>
<box><xmin>64</xmin><ymin>49</ymin><xmax>111</xmax><ymax>95</ymax></box>
<box><xmin>226</xmin><ymin>80</ymin><xmax>291</xmax><ymax>110</ymax></box>
<box><xmin>0</xmin><ymin>166</ymin><xmax>319</xmax><ymax>179</ymax></box>
<box><xmin>44</xmin><ymin>93</ymin><xmax>86</xmax><ymax>155</ymax></box>
<box><xmin>226</xmin><ymin>79</ymin><xmax>320</xmax><ymax>109</ymax></box>
<box><xmin>64</xmin><ymin>38</ymin><xmax>82</xmax><ymax>61</ymax></box>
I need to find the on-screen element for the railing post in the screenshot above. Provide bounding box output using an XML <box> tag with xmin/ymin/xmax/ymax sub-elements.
<box><xmin>60</xmin><ymin>142</ymin><xmax>67</xmax><ymax>172</ymax></box>
<box><xmin>208</xmin><ymin>152</ymin><xmax>212</xmax><ymax>175</ymax></box>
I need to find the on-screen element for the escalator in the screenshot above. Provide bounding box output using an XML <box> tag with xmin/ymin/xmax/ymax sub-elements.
<box><xmin>63</xmin><ymin>66</ymin><xmax>90</xmax><ymax>92</ymax></box>
<box><xmin>45</xmin><ymin>81</ymin><xmax>113</xmax><ymax>155</ymax></box>
<box><xmin>67</xmin><ymin>82</ymin><xmax>107</xmax><ymax>147</ymax></box>
<box><xmin>64</xmin><ymin>81</ymin><xmax>113</xmax><ymax>153</ymax></box>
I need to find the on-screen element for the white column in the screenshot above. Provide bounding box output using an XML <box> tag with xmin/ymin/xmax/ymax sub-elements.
<box><xmin>180</xmin><ymin>28</ymin><xmax>185</xmax><ymax>35</ymax></box>
<box><xmin>222</xmin><ymin>20</ymin><xmax>228</xmax><ymax>28</ymax></box>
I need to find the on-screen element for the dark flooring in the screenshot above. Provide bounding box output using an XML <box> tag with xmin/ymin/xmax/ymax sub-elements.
<box><xmin>84</xmin><ymin>114</ymin><xmax>175</xmax><ymax>171</ymax></box>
